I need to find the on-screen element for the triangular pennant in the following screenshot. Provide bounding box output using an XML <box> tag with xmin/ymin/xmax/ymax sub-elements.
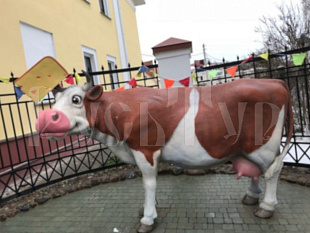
<box><xmin>137</xmin><ymin>65</ymin><xmax>150</xmax><ymax>75</ymax></box>
<box><xmin>114</xmin><ymin>86</ymin><xmax>125</xmax><ymax>91</ymax></box>
<box><xmin>226</xmin><ymin>66</ymin><xmax>238</xmax><ymax>78</ymax></box>
<box><xmin>127</xmin><ymin>78</ymin><xmax>137</xmax><ymax>87</ymax></box>
<box><xmin>0</xmin><ymin>77</ymin><xmax>10</xmax><ymax>84</ymax></box>
<box><xmin>179</xmin><ymin>77</ymin><xmax>190</xmax><ymax>87</ymax></box>
<box><xmin>164</xmin><ymin>78</ymin><xmax>175</xmax><ymax>88</ymax></box>
<box><xmin>208</xmin><ymin>70</ymin><xmax>219</xmax><ymax>81</ymax></box>
<box><xmin>65</xmin><ymin>75</ymin><xmax>75</xmax><ymax>85</ymax></box>
<box><xmin>14</xmin><ymin>56</ymin><xmax>68</xmax><ymax>102</ymax></box>
<box><xmin>74</xmin><ymin>73</ymin><xmax>83</xmax><ymax>85</ymax></box>
<box><xmin>150</xmin><ymin>70</ymin><xmax>159</xmax><ymax>77</ymax></box>
<box><xmin>258</xmin><ymin>52</ymin><xmax>269</xmax><ymax>61</ymax></box>
<box><xmin>191</xmin><ymin>72</ymin><xmax>197</xmax><ymax>82</ymax></box>
<box><xmin>14</xmin><ymin>86</ymin><xmax>24</xmax><ymax>100</ymax></box>
<box><xmin>292</xmin><ymin>53</ymin><xmax>306</xmax><ymax>66</ymax></box>
<box><xmin>241</xmin><ymin>56</ymin><xmax>253</xmax><ymax>64</ymax></box>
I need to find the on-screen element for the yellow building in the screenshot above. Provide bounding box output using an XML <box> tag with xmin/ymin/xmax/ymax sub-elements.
<box><xmin>0</xmin><ymin>0</ymin><xmax>144</xmax><ymax>77</ymax></box>
<box><xmin>0</xmin><ymin>0</ymin><xmax>145</xmax><ymax>140</ymax></box>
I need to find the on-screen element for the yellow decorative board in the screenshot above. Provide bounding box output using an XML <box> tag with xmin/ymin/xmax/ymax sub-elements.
<box><xmin>14</xmin><ymin>56</ymin><xmax>68</xmax><ymax>102</ymax></box>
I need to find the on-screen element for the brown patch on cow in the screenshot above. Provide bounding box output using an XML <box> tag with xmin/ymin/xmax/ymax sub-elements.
<box><xmin>84</xmin><ymin>87</ymin><xmax>191</xmax><ymax>166</ymax></box>
<box><xmin>195</xmin><ymin>79</ymin><xmax>290</xmax><ymax>159</ymax></box>
<box><xmin>84</xmin><ymin>79</ymin><xmax>292</xmax><ymax>165</ymax></box>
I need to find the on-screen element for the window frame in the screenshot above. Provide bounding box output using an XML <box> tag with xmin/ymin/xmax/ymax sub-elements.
<box><xmin>82</xmin><ymin>46</ymin><xmax>100</xmax><ymax>85</ymax></box>
<box><xmin>99</xmin><ymin>0</ymin><xmax>111</xmax><ymax>18</ymax></box>
<box><xmin>107</xmin><ymin>55</ymin><xmax>119</xmax><ymax>89</ymax></box>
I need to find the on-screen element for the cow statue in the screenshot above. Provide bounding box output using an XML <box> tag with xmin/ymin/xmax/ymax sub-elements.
<box><xmin>36</xmin><ymin>71</ymin><xmax>293</xmax><ymax>233</ymax></box>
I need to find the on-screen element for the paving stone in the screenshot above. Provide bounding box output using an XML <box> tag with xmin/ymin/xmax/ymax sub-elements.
<box><xmin>0</xmin><ymin>174</ymin><xmax>309</xmax><ymax>233</ymax></box>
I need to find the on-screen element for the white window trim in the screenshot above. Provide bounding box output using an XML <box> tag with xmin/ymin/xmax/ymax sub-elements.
<box><xmin>107</xmin><ymin>55</ymin><xmax>119</xmax><ymax>89</ymax></box>
<box><xmin>99</xmin><ymin>0</ymin><xmax>111</xmax><ymax>17</ymax></box>
<box><xmin>82</xmin><ymin>45</ymin><xmax>100</xmax><ymax>85</ymax></box>
<box><xmin>112</xmin><ymin>0</ymin><xmax>129</xmax><ymax>81</ymax></box>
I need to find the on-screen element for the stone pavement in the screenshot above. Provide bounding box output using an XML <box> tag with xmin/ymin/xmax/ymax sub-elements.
<box><xmin>0</xmin><ymin>174</ymin><xmax>310</xmax><ymax>233</ymax></box>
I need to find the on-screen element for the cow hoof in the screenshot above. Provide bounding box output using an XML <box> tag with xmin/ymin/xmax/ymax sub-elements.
<box><xmin>254</xmin><ymin>207</ymin><xmax>273</xmax><ymax>219</ymax></box>
<box><xmin>137</xmin><ymin>222</ymin><xmax>156</xmax><ymax>233</ymax></box>
<box><xmin>242</xmin><ymin>194</ymin><xmax>259</xmax><ymax>206</ymax></box>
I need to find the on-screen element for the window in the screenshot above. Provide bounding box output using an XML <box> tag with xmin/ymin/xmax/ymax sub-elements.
<box><xmin>82</xmin><ymin>46</ymin><xmax>100</xmax><ymax>85</ymax></box>
<box><xmin>20</xmin><ymin>22</ymin><xmax>56</xmax><ymax>69</ymax></box>
<box><xmin>20</xmin><ymin>22</ymin><xmax>57</xmax><ymax>104</ymax></box>
<box><xmin>107</xmin><ymin>55</ymin><xmax>119</xmax><ymax>89</ymax></box>
<box><xmin>99</xmin><ymin>0</ymin><xmax>110</xmax><ymax>17</ymax></box>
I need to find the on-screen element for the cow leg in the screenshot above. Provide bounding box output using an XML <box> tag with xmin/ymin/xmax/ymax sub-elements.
<box><xmin>242</xmin><ymin>178</ymin><xmax>261</xmax><ymax>205</ymax></box>
<box><xmin>255</xmin><ymin>156</ymin><xmax>284</xmax><ymax>219</ymax></box>
<box><xmin>132</xmin><ymin>150</ymin><xmax>160</xmax><ymax>233</ymax></box>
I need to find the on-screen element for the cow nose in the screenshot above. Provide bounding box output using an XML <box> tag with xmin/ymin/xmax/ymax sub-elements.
<box><xmin>51</xmin><ymin>112</ymin><xmax>59</xmax><ymax>122</ymax></box>
<box><xmin>35</xmin><ymin>109</ymin><xmax>70</xmax><ymax>134</ymax></box>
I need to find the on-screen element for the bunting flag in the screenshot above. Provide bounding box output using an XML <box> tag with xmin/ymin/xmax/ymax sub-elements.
<box><xmin>137</xmin><ymin>65</ymin><xmax>150</xmax><ymax>77</ymax></box>
<box><xmin>241</xmin><ymin>56</ymin><xmax>253</xmax><ymax>64</ymax></box>
<box><xmin>74</xmin><ymin>73</ymin><xmax>83</xmax><ymax>85</ymax></box>
<box><xmin>208</xmin><ymin>70</ymin><xmax>219</xmax><ymax>81</ymax></box>
<box><xmin>191</xmin><ymin>72</ymin><xmax>197</xmax><ymax>82</ymax></box>
<box><xmin>14</xmin><ymin>86</ymin><xmax>24</xmax><ymax>100</ymax></box>
<box><xmin>259</xmin><ymin>52</ymin><xmax>269</xmax><ymax>61</ymax></box>
<box><xmin>179</xmin><ymin>77</ymin><xmax>190</xmax><ymax>87</ymax></box>
<box><xmin>114</xmin><ymin>86</ymin><xmax>125</xmax><ymax>91</ymax></box>
<box><xmin>0</xmin><ymin>77</ymin><xmax>10</xmax><ymax>84</ymax></box>
<box><xmin>164</xmin><ymin>78</ymin><xmax>175</xmax><ymax>88</ymax></box>
<box><xmin>150</xmin><ymin>70</ymin><xmax>159</xmax><ymax>77</ymax></box>
<box><xmin>292</xmin><ymin>53</ymin><xmax>306</xmax><ymax>66</ymax></box>
<box><xmin>127</xmin><ymin>78</ymin><xmax>137</xmax><ymax>87</ymax></box>
<box><xmin>65</xmin><ymin>75</ymin><xmax>75</xmax><ymax>85</ymax></box>
<box><xmin>225</xmin><ymin>66</ymin><xmax>238</xmax><ymax>78</ymax></box>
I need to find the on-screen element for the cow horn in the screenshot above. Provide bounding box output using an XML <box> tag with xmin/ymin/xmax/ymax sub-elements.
<box><xmin>82</xmin><ymin>70</ymin><xmax>93</xmax><ymax>91</ymax></box>
<box><xmin>52</xmin><ymin>84</ymin><xmax>65</xmax><ymax>97</ymax></box>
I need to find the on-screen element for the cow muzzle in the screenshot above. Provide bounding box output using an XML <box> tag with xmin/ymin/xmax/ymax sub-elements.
<box><xmin>35</xmin><ymin>109</ymin><xmax>70</xmax><ymax>138</ymax></box>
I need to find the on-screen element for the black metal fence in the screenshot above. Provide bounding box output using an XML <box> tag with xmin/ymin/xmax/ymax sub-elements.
<box><xmin>195</xmin><ymin>46</ymin><xmax>310</xmax><ymax>168</ymax></box>
<box><xmin>0</xmin><ymin>62</ymin><xmax>159</xmax><ymax>204</ymax></box>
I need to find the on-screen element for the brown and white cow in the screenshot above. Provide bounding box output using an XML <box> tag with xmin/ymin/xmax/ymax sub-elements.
<box><xmin>36</xmin><ymin>71</ymin><xmax>293</xmax><ymax>233</ymax></box>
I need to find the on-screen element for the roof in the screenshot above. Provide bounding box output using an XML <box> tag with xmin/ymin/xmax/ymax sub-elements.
<box><xmin>134</xmin><ymin>0</ymin><xmax>145</xmax><ymax>6</ymax></box>
<box><xmin>152</xmin><ymin>37</ymin><xmax>192</xmax><ymax>54</ymax></box>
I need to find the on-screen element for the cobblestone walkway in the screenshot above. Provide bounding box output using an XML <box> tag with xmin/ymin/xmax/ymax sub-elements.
<box><xmin>0</xmin><ymin>174</ymin><xmax>310</xmax><ymax>233</ymax></box>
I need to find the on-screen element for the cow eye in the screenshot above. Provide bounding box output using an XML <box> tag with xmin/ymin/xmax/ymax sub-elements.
<box><xmin>72</xmin><ymin>95</ymin><xmax>82</xmax><ymax>105</ymax></box>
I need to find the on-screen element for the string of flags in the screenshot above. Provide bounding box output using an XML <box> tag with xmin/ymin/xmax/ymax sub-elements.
<box><xmin>206</xmin><ymin>51</ymin><xmax>307</xmax><ymax>80</ymax></box>
<box><xmin>0</xmin><ymin>51</ymin><xmax>308</xmax><ymax>100</ymax></box>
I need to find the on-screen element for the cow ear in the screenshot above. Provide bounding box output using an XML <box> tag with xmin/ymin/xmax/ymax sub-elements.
<box><xmin>87</xmin><ymin>85</ymin><xmax>103</xmax><ymax>101</ymax></box>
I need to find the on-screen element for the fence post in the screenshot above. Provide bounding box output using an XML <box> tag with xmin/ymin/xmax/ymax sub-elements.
<box><xmin>152</xmin><ymin>38</ymin><xmax>193</xmax><ymax>88</ymax></box>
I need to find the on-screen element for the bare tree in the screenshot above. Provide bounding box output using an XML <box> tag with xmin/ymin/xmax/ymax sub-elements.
<box><xmin>256</xmin><ymin>0</ymin><xmax>310</xmax><ymax>52</ymax></box>
<box><xmin>255</xmin><ymin>0</ymin><xmax>310</xmax><ymax>136</ymax></box>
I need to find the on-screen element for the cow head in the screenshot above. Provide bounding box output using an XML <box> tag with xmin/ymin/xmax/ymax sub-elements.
<box><xmin>35</xmin><ymin>71</ymin><xmax>93</xmax><ymax>140</ymax></box>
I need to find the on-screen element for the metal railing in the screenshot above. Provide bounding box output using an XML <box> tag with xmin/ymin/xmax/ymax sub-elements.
<box><xmin>0</xmin><ymin>62</ymin><xmax>159</xmax><ymax>204</ymax></box>
<box><xmin>195</xmin><ymin>46</ymin><xmax>310</xmax><ymax>167</ymax></box>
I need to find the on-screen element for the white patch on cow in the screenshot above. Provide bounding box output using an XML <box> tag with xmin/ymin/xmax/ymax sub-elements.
<box><xmin>53</xmin><ymin>86</ymin><xmax>90</xmax><ymax>137</ymax></box>
<box><xmin>244</xmin><ymin>105</ymin><xmax>285</xmax><ymax>172</ymax></box>
<box><xmin>242</xmin><ymin>105</ymin><xmax>286</xmax><ymax>212</ymax></box>
<box><xmin>92</xmin><ymin>129</ymin><xmax>136</xmax><ymax>165</ymax></box>
<box><xmin>161</xmin><ymin>88</ymin><xmax>224</xmax><ymax>168</ymax></box>
<box><xmin>131</xmin><ymin>149</ymin><xmax>160</xmax><ymax>226</ymax></box>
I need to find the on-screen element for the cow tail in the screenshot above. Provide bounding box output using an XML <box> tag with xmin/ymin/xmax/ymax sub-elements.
<box><xmin>280</xmin><ymin>83</ymin><xmax>294</xmax><ymax>160</ymax></box>
<box><xmin>265</xmin><ymin>82</ymin><xmax>293</xmax><ymax>178</ymax></box>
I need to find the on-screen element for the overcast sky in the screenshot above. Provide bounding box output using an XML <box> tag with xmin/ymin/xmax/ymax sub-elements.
<box><xmin>136</xmin><ymin>0</ymin><xmax>300</xmax><ymax>63</ymax></box>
